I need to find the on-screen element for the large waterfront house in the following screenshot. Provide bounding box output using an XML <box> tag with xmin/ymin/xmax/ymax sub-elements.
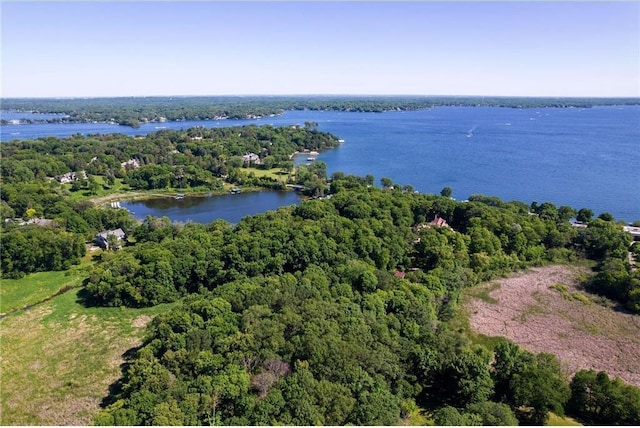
<box><xmin>121</xmin><ymin>159</ymin><xmax>141</xmax><ymax>169</ymax></box>
<box><xmin>242</xmin><ymin>153</ymin><xmax>261</xmax><ymax>166</ymax></box>
<box><xmin>96</xmin><ymin>228</ymin><xmax>126</xmax><ymax>249</ymax></box>
<box><xmin>57</xmin><ymin>170</ymin><xmax>87</xmax><ymax>184</ymax></box>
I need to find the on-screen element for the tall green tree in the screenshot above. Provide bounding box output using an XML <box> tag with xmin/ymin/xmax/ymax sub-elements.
<box><xmin>509</xmin><ymin>354</ymin><xmax>570</xmax><ymax>425</ymax></box>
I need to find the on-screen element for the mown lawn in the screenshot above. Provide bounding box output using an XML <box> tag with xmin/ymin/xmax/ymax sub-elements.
<box><xmin>242</xmin><ymin>166</ymin><xmax>292</xmax><ymax>181</ymax></box>
<box><xmin>61</xmin><ymin>176</ymin><xmax>131</xmax><ymax>203</ymax></box>
<box><xmin>0</xmin><ymin>282</ymin><xmax>176</xmax><ymax>425</ymax></box>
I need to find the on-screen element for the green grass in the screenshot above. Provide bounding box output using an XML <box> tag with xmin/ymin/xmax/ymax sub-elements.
<box><xmin>450</xmin><ymin>284</ymin><xmax>505</xmax><ymax>351</ymax></box>
<box><xmin>242</xmin><ymin>166</ymin><xmax>291</xmax><ymax>181</ymax></box>
<box><xmin>63</xmin><ymin>176</ymin><xmax>131</xmax><ymax>202</ymax></box>
<box><xmin>547</xmin><ymin>412</ymin><xmax>582</xmax><ymax>426</ymax></box>
<box><xmin>0</xmin><ymin>268</ymin><xmax>87</xmax><ymax>315</ymax></box>
<box><xmin>466</xmin><ymin>281</ymin><xmax>500</xmax><ymax>304</ymax></box>
<box><xmin>60</xmin><ymin>172</ymin><xmax>298</xmax><ymax>206</ymax></box>
<box><xmin>570</xmin><ymin>291</ymin><xmax>591</xmax><ymax>304</ymax></box>
<box><xmin>550</xmin><ymin>283</ymin><xmax>570</xmax><ymax>293</ymax></box>
<box><xmin>549</xmin><ymin>283</ymin><xmax>592</xmax><ymax>305</ymax></box>
<box><xmin>0</xmin><ymin>269</ymin><xmax>177</xmax><ymax>425</ymax></box>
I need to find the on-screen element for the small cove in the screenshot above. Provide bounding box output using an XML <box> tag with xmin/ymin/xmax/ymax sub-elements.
<box><xmin>120</xmin><ymin>191</ymin><xmax>302</xmax><ymax>224</ymax></box>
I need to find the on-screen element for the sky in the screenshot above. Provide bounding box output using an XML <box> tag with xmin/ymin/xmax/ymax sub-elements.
<box><xmin>1</xmin><ymin>1</ymin><xmax>639</xmax><ymax>98</ymax></box>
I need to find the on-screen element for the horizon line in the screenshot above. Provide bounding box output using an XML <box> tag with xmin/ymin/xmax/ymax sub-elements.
<box><xmin>3</xmin><ymin>94</ymin><xmax>640</xmax><ymax>100</ymax></box>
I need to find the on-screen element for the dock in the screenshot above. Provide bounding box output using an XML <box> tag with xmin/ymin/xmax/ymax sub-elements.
<box><xmin>286</xmin><ymin>184</ymin><xmax>307</xmax><ymax>191</ymax></box>
<box><xmin>572</xmin><ymin>222</ymin><xmax>640</xmax><ymax>241</ymax></box>
<box><xmin>623</xmin><ymin>225</ymin><xmax>640</xmax><ymax>241</ymax></box>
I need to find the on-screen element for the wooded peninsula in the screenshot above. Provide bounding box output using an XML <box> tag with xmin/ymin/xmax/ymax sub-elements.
<box><xmin>1</xmin><ymin>121</ymin><xmax>639</xmax><ymax>425</ymax></box>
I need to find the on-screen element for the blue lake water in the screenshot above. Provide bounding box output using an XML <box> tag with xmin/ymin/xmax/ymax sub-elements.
<box><xmin>2</xmin><ymin>106</ymin><xmax>639</xmax><ymax>221</ymax></box>
<box><xmin>120</xmin><ymin>191</ymin><xmax>302</xmax><ymax>225</ymax></box>
<box><xmin>313</xmin><ymin>106</ymin><xmax>640</xmax><ymax>222</ymax></box>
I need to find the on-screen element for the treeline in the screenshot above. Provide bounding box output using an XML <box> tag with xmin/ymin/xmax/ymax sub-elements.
<box><xmin>2</xmin><ymin>122</ymin><xmax>637</xmax><ymax>303</ymax></box>
<box><xmin>1</xmin><ymin>226</ymin><xmax>86</xmax><ymax>275</ymax></box>
<box><xmin>468</xmin><ymin>195</ymin><xmax>640</xmax><ymax>312</ymax></box>
<box><xmin>3</xmin><ymin>95</ymin><xmax>639</xmax><ymax>127</ymax></box>
<box><xmin>2</xmin><ymin>124</ymin><xmax>637</xmax><ymax>307</ymax></box>
<box><xmin>88</xmin><ymin>175</ymin><xmax>640</xmax><ymax>425</ymax></box>
<box><xmin>1</xmin><ymin>124</ymin><xmax>337</xmax><ymax>191</ymax></box>
<box><xmin>580</xmin><ymin>219</ymin><xmax>640</xmax><ymax>312</ymax></box>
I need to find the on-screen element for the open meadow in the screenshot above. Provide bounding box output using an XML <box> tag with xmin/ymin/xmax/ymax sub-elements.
<box><xmin>465</xmin><ymin>265</ymin><xmax>640</xmax><ymax>387</ymax></box>
<box><xmin>1</xmin><ymin>268</ymin><xmax>86</xmax><ymax>316</ymax></box>
<box><xmin>0</xmin><ymin>271</ymin><xmax>176</xmax><ymax>425</ymax></box>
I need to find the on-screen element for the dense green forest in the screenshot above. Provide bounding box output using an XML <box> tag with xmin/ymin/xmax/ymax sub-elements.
<box><xmin>85</xmin><ymin>176</ymin><xmax>638</xmax><ymax>425</ymax></box>
<box><xmin>2</xmin><ymin>125</ymin><xmax>639</xmax><ymax>425</ymax></box>
<box><xmin>3</xmin><ymin>95</ymin><xmax>639</xmax><ymax>127</ymax></box>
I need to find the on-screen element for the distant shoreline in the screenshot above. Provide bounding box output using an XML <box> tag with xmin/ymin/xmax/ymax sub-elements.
<box><xmin>2</xmin><ymin>95</ymin><xmax>639</xmax><ymax>128</ymax></box>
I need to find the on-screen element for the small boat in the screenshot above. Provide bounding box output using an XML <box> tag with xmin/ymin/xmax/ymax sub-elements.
<box><xmin>229</xmin><ymin>188</ymin><xmax>242</xmax><ymax>194</ymax></box>
<box><xmin>307</xmin><ymin>157</ymin><xmax>316</xmax><ymax>161</ymax></box>
<box><xmin>175</xmin><ymin>193</ymin><xmax>185</xmax><ymax>199</ymax></box>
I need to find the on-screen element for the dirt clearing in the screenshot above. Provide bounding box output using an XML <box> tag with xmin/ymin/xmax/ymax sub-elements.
<box><xmin>466</xmin><ymin>265</ymin><xmax>640</xmax><ymax>387</ymax></box>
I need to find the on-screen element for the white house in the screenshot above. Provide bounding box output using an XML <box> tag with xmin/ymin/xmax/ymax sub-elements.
<box><xmin>56</xmin><ymin>170</ymin><xmax>87</xmax><ymax>184</ymax></box>
<box><xmin>121</xmin><ymin>159</ymin><xmax>141</xmax><ymax>169</ymax></box>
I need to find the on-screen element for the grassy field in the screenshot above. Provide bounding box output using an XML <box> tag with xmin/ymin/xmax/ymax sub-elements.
<box><xmin>0</xmin><ymin>268</ymin><xmax>86</xmax><ymax>315</ymax></box>
<box><xmin>242</xmin><ymin>166</ymin><xmax>292</xmax><ymax>181</ymax></box>
<box><xmin>548</xmin><ymin>412</ymin><xmax>583</xmax><ymax>426</ymax></box>
<box><xmin>3</xmin><ymin>262</ymin><xmax>601</xmax><ymax>425</ymax></box>
<box><xmin>0</xmin><ymin>277</ymin><xmax>175</xmax><ymax>425</ymax></box>
<box><xmin>62</xmin><ymin>176</ymin><xmax>130</xmax><ymax>203</ymax></box>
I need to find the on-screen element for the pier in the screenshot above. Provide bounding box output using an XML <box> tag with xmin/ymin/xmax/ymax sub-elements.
<box><xmin>286</xmin><ymin>184</ymin><xmax>307</xmax><ymax>191</ymax></box>
<box><xmin>623</xmin><ymin>226</ymin><xmax>640</xmax><ymax>241</ymax></box>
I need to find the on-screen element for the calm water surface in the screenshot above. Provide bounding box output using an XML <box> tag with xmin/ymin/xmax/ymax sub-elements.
<box><xmin>120</xmin><ymin>191</ymin><xmax>301</xmax><ymax>224</ymax></box>
<box><xmin>312</xmin><ymin>106</ymin><xmax>640</xmax><ymax>221</ymax></box>
<box><xmin>3</xmin><ymin>106</ymin><xmax>639</xmax><ymax>221</ymax></box>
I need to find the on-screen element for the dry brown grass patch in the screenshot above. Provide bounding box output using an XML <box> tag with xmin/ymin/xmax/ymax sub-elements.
<box><xmin>132</xmin><ymin>314</ymin><xmax>153</xmax><ymax>328</ymax></box>
<box><xmin>467</xmin><ymin>265</ymin><xmax>640</xmax><ymax>387</ymax></box>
